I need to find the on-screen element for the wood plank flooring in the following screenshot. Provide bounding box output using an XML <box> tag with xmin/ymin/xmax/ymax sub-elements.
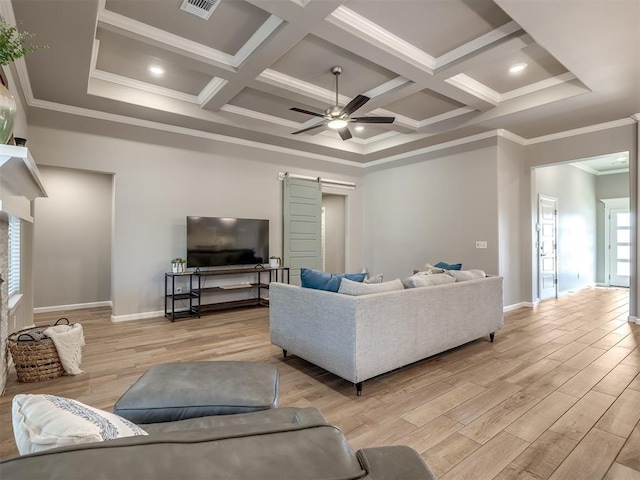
<box><xmin>1</xmin><ymin>287</ymin><xmax>638</xmax><ymax>479</ymax></box>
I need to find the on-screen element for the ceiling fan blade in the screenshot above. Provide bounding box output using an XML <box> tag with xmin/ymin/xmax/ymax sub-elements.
<box><xmin>338</xmin><ymin>127</ymin><xmax>352</xmax><ymax>140</ymax></box>
<box><xmin>292</xmin><ymin>123</ymin><xmax>325</xmax><ymax>135</ymax></box>
<box><xmin>351</xmin><ymin>116</ymin><xmax>395</xmax><ymax>124</ymax></box>
<box><xmin>290</xmin><ymin>107</ymin><xmax>324</xmax><ymax>118</ymax></box>
<box><xmin>341</xmin><ymin>95</ymin><xmax>370</xmax><ymax>116</ymax></box>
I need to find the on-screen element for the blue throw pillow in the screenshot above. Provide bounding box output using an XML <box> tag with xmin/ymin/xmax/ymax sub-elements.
<box><xmin>300</xmin><ymin>268</ymin><xmax>366</xmax><ymax>292</ymax></box>
<box><xmin>434</xmin><ymin>261</ymin><xmax>462</xmax><ymax>271</ymax></box>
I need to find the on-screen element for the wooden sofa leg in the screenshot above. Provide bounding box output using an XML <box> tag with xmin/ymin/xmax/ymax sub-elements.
<box><xmin>489</xmin><ymin>332</ymin><xmax>495</xmax><ymax>343</ymax></box>
<box><xmin>355</xmin><ymin>382</ymin><xmax>363</xmax><ymax>396</ymax></box>
<box><xmin>283</xmin><ymin>349</ymin><xmax>288</xmax><ymax>358</ymax></box>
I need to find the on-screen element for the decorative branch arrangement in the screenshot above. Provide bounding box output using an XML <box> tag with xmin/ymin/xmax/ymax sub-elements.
<box><xmin>0</xmin><ymin>21</ymin><xmax>46</xmax><ymax>66</ymax></box>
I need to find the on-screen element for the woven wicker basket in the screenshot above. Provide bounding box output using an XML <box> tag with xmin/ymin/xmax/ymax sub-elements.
<box><xmin>7</xmin><ymin>318</ymin><xmax>69</xmax><ymax>383</ymax></box>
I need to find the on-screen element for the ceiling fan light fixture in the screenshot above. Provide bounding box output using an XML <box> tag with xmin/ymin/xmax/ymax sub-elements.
<box><xmin>355</xmin><ymin>125</ymin><xmax>364</xmax><ymax>132</ymax></box>
<box><xmin>327</xmin><ymin>118</ymin><xmax>348</xmax><ymax>130</ymax></box>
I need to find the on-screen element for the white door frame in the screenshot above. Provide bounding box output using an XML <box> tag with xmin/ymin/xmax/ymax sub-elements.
<box><xmin>537</xmin><ymin>194</ymin><xmax>558</xmax><ymax>301</ymax></box>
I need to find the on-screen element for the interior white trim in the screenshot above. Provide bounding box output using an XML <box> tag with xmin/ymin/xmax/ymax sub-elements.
<box><xmin>198</xmin><ymin>77</ymin><xmax>229</xmax><ymax>105</ymax></box>
<box><xmin>526</xmin><ymin>118</ymin><xmax>636</xmax><ymax>145</ymax></box>
<box><xmin>98</xmin><ymin>9</ymin><xmax>236</xmax><ymax>69</ymax></box>
<box><xmin>504</xmin><ymin>301</ymin><xmax>532</xmax><ymax>312</ymax></box>
<box><xmin>446</xmin><ymin>74</ymin><xmax>500</xmax><ymax>105</ymax></box>
<box><xmin>629</xmin><ymin>315</ymin><xmax>639</xmax><ymax>325</ymax></box>
<box><xmin>258</xmin><ymin>69</ymin><xmax>349</xmax><ymax>105</ymax></box>
<box><xmin>363</xmin><ymin>77</ymin><xmax>412</xmax><ymax>99</ymax></box>
<box><xmin>221</xmin><ymin>104</ymin><xmax>299</xmax><ymax>129</ymax></box>
<box><xmin>435</xmin><ymin>21</ymin><xmax>522</xmax><ymax>69</ymax></box>
<box><xmin>34</xmin><ymin>301</ymin><xmax>113</xmax><ymax>314</ymax></box>
<box><xmin>327</xmin><ymin>6</ymin><xmax>435</xmax><ymax>73</ymax></box>
<box><xmin>233</xmin><ymin>15</ymin><xmax>284</xmax><ymax>66</ymax></box>
<box><xmin>111</xmin><ymin>310</ymin><xmax>164</xmax><ymax>323</ymax></box>
<box><xmin>501</xmin><ymin>72</ymin><xmax>577</xmax><ymax>102</ymax></box>
<box><xmin>278</xmin><ymin>172</ymin><xmax>356</xmax><ymax>189</ymax></box>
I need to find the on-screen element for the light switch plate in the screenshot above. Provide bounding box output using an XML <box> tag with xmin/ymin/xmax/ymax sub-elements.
<box><xmin>476</xmin><ymin>241</ymin><xmax>488</xmax><ymax>249</ymax></box>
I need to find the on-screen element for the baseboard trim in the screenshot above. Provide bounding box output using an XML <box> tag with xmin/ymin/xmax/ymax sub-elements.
<box><xmin>503</xmin><ymin>302</ymin><xmax>533</xmax><ymax>312</ymax></box>
<box><xmin>111</xmin><ymin>310</ymin><xmax>164</xmax><ymax>323</ymax></box>
<box><xmin>34</xmin><ymin>301</ymin><xmax>113</xmax><ymax>314</ymax></box>
<box><xmin>629</xmin><ymin>316</ymin><xmax>639</xmax><ymax>325</ymax></box>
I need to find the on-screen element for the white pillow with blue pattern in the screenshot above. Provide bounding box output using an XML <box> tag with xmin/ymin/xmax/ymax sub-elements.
<box><xmin>12</xmin><ymin>394</ymin><xmax>147</xmax><ymax>455</ymax></box>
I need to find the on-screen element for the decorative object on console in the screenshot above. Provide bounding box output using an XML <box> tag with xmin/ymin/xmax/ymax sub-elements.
<box><xmin>171</xmin><ymin>257</ymin><xmax>186</xmax><ymax>273</ymax></box>
<box><xmin>269</xmin><ymin>256</ymin><xmax>281</xmax><ymax>268</ymax></box>
<box><xmin>0</xmin><ymin>21</ymin><xmax>47</xmax><ymax>144</ymax></box>
<box><xmin>300</xmin><ymin>268</ymin><xmax>366</xmax><ymax>292</ymax></box>
<box><xmin>12</xmin><ymin>394</ymin><xmax>147</xmax><ymax>455</ymax></box>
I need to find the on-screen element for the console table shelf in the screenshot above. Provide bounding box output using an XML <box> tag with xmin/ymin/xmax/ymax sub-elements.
<box><xmin>164</xmin><ymin>267</ymin><xmax>289</xmax><ymax>321</ymax></box>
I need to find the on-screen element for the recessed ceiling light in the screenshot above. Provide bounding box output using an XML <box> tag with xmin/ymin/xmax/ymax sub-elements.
<box><xmin>355</xmin><ymin>125</ymin><xmax>364</xmax><ymax>132</ymax></box>
<box><xmin>327</xmin><ymin>119</ymin><xmax>348</xmax><ymax>130</ymax></box>
<box><xmin>148</xmin><ymin>65</ymin><xmax>165</xmax><ymax>76</ymax></box>
<box><xmin>508</xmin><ymin>63</ymin><xmax>528</xmax><ymax>74</ymax></box>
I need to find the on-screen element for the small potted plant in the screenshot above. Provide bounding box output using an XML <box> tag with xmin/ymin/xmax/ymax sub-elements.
<box><xmin>269</xmin><ymin>256</ymin><xmax>281</xmax><ymax>268</ymax></box>
<box><xmin>171</xmin><ymin>257</ymin><xmax>186</xmax><ymax>273</ymax></box>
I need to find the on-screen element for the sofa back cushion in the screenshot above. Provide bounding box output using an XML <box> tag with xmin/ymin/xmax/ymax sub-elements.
<box><xmin>446</xmin><ymin>269</ymin><xmax>487</xmax><ymax>282</ymax></box>
<box><xmin>403</xmin><ymin>273</ymin><xmax>456</xmax><ymax>288</ymax></box>
<box><xmin>338</xmin><ymin>278</ymin><xmax>404</xmax><ymax>296</ymax></box>
<box><xmin>300</xmin><ymin>268</ymin><xmax>366</xmax><ymax>292</ymax></box>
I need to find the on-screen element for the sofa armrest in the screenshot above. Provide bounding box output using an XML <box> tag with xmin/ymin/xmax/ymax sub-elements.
<box><xmin>357</xmin><ymin>446</ymin><xmax>436</xmax><ymax>479</ymax></box>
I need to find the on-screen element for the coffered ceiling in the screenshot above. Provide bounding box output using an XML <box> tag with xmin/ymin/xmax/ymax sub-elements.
<box><xmin>5</xmin><ymin>0</ymin><xmax>640</xmax><ymax>164</ymax></box>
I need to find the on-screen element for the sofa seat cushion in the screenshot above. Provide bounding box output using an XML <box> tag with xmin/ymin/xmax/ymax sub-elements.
<box><xmin>12</xmin><ymin>394</ymin><xmax>147</xmax><ymax>455</ymax></box>
<box><xmin>113</xmin><ymin>361</ymin><xmax>279</xmax><ymax>424</ymax></box>
<box><xmin>338</xmin><ymin>278</ymin><xmax>404</xmax><ymax>296</ymax></box>
<box><xmin>300</xmin><ymin>268</ymin><xmax>366</xmax><ymax>292</ymax></box>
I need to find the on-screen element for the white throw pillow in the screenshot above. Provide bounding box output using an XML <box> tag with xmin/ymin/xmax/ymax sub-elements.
<box><xmin>363</xmin><ymin>273</ymin><xmax>384</xmax><ymax>284</ymax></box>
<box><xmin>403</xmin><ymin>273</ymin><xmax>456</xmax><ymax>288</ymax></box>
<box><xmin>445</xmin><ymin>269</ymin><xmax>486</xmax><ymax>282</ymax></box>
<box><xmin>338</xmin><ymin>278</ymin><xmax>404</xmax><ymax>295</ymax></box>
<box><xmin>12</xmin><ymin>394</ymin><xmax>147</xmax><ymax>455</ymax></box>
<box><xmin>421</xmin><ymin>263</ymin><xmax>445</xmax><ymax>274</ymax></box>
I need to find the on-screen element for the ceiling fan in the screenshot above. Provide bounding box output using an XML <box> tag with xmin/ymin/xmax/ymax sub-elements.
<box><xmin>290</xmin><ymin>66</ymin><xmax>395</xmax><ymax>140</ymax></box>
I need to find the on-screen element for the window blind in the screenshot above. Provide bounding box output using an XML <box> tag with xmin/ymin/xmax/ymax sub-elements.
<box><xmin>8</xmin><ymin>215</ymin><xmax>20</xmax><ymax>297</ymax></box>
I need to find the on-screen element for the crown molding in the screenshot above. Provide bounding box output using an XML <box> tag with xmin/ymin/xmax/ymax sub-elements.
<box><xmin>363</xmin><ymin>77</ymin><xmax>412</xmax><ymax>99</ymax></box>
<box><xmin>258</xmin><ymin>69</ymin><xmax>344</xmax><ymax>105</ymax></box>
<box><xmin>570</xmin><ymin>162</ymin><xmax>599</xmax><ymax>175</ymax></box>
<box><xmin>632</xmin><ymin>113</ymin><xmax>640</xmax><ymax>121</ymax></box>
<box><xmin>233</xmin><ymin>15</ymin><xmax>284</xmax><ymax>66</ymax></box>
<box><xmin>446</xmin><ymin>74</ymin><xmax>501</xmax><ymax>105</ymax></box>
<box><xmin>501</xmin><ymin>73</ymin><xmax>577</xmax><ymax>102</ymax></box>
<box><xmin>327</xmin><ymin>6</ymin><xmax>435</xmax><ymax>74</ymax></box>
<box><xmin>497</xmin><ymin>129</ymin><xmax>527</xmax><ymax>145</ymax></box>
<box><xmin>220</xmin><ymin>104</ymin><xmax>299</xmax><ymax>129</ymax></box>
<box><xmin>197</xmin><ymin>77</ymin><xmax>229</xmax><ymax>105</ymax></box>
<box><xmin>526</xmin><ymin>117</ymin><xmax>636</xmax><ymax>145</ymax></box>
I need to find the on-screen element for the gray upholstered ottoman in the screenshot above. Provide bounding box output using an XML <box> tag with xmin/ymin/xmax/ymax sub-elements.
<box><xmin>113</xmin><ymin>361</ymin><xmax>279</xmax><ymax>424</ymax></box>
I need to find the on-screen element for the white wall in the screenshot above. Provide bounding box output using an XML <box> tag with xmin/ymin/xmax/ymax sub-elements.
<box><xmin>534</xmin><ymin>164</ymin><xmax>597</xmax><ymax>295</ymax></box>
<box><xmin>33</xmin><ymin>166</ymin><xmax>113</xmax><ymax>309</ymax></box>
<box><xmin>363</xmin><ymin>139</ymin><xmax>500</xmax><ymax>281</ymax></box>
<box><xmin>28</xmin><ymin>112</ymin><xmax>364</xmax><ymax>320</ymax></box>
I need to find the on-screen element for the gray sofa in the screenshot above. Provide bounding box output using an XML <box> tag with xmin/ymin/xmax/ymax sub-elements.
<box><xmin>270</xmin><ymin>276</ymin><xmax>504</xmax><ymax>394</ymax></box>
<box><xmin>0</xmin><ymin>406</ymin><xmax>435</xmax><ymax>479</ymax></box>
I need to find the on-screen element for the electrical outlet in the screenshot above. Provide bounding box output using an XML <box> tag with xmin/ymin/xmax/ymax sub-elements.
<box><xmin>476</xmin><ymin>241</ymin><xmax>488</xmax><ymax>249</ymax></box>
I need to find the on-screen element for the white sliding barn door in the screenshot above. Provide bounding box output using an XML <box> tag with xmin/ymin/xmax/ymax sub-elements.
<box><xmin>283</xmin><ymin>178</ymin><xmax>322</xmax><ymax>285</ymax></box>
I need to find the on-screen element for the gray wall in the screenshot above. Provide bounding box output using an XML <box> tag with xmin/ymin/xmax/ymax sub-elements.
<box><xmin>322</xmin><ymin>194</ymin><xmax>345</xmax><ymax>274</ymax></box>
<box><xmin>497</xmin><ymin>138</ymin><xmax>527</xmax><ymax>307</ymax></box>
<box><xmin>596</xmin><ymin>173</ymin><xmax>629</xmax><ymax>283</ymax></box>
<box><xmin>534</xmin><ymin>164</ymin><xmax>597</xmax><ymax>295</ymax></box>
<box><xmin>33</xmin><ymin>166</ymin><xmax>113</xmax><ymax>309</ymax></box>
<box><xmin>363</xmin><ymin>139</ymin><xmax>500</xmax><ymax>282</ymax></box>
<box><xmin>28</xmin><ymin>111</ymin><xmax>364</xmax><ymax>320</ymax></box>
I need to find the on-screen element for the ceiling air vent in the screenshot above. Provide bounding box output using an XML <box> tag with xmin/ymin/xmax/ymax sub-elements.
<box><xmin>180</xmin><ymin>0</ymin><xmax>220</xmax><ymax>20</ymax></box>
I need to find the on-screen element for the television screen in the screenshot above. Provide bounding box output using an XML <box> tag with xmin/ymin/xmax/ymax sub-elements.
<box><xmin>186</xmin><ymin>216</ymin><xmax>269</xmax><ymax>268</ymax></box>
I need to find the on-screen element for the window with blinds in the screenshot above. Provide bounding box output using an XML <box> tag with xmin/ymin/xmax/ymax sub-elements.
<box><xmin>8</xmin><ymin>215</ymin><xmax>20</xmax><ymax>297</ymax></box>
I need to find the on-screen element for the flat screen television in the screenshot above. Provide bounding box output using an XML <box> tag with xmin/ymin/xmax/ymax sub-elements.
<box><xmin>186</xmin><ymin>216</ymin><xmax>269</xmax><ymax>268</ymax></box>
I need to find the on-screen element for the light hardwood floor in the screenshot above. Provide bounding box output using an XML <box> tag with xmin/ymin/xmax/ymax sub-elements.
<box><xmin>1</xmin><ymin>287</ymin><xmax>639</xmax><ymax>479</ymax></box>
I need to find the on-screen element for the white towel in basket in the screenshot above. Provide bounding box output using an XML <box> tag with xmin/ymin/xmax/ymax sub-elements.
<box><xmin>43</xmin><ymin>324</ymin><xmax>85</xmax><ymax>375</ymax></box>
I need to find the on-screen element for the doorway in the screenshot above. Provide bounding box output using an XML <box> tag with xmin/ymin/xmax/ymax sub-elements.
<box><xmin>321</xmin><ymin>194</ymin><xmax>346</xmax><ymax>273</ymax></box>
